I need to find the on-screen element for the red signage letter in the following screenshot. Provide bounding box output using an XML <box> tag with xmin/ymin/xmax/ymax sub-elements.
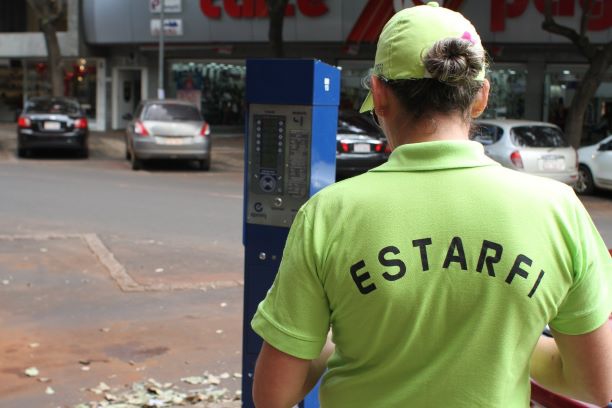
<box><xmin>224</xmin><ymin>0</ymin><xmax>242</xmax><ymax>17</ymax></box>
<box><xmin>491</xmin><ymin>0</ymin><xmax>529</xmax><ymax>32</ymax></box>
<box><xmin>411</xmin><ymin>0</ymin><xmax>463</xmax><ymax>10</ymax></box>
<box><xmin>255</xmin><ymin>0</ymin><xmax>268</xmax><ymax>17</ymax></box>
<box><xmin>297</xmin><ymin>0</ymin><xmax>328</xmax><ymax>17</ymax></box>
<box><xmin>285</xmin><ymin>3</ymin><xmax>296</xmax><ymax>16</ymax></box>
<box><xmin>253</xmin><ymin>0</ymin><xmax>295</xmax><ymax>17</ymax></box>
<box><xmin>200</xmin><ymin>0</ymin><xmax>222</xmax><ymax>18</ymax></box>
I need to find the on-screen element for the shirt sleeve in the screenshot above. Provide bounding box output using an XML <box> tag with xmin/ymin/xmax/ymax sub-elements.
<box><xmin>549</xmin><ymin>195</ymin><xmax>612</xmax><ymax>335</ymax></box>
<box><xmin>251</xmin><ymin>207</ymin><xmax>330</xmax><ymax>360</ymax></box>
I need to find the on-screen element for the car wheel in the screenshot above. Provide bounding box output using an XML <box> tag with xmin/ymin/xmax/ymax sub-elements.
<box><xmin>131</xmin><ymin>153</ymin><xmax>142</xmax><ymax>171</ymax></box>
<box><xmin>80</xmin><ymin>146</ymin><xmax>89</xmax><ymax>159</ymax></box>
<box><xmin>125</xmin><ymin>141</ymin><xmax>131</xmax><ymax>160</ymax></box>
<box><xmin>199</xmin><ymin>158</ymin><xmax>210</xmax><ymax>171</ymax></box>
<box><xmin>575</xmin><ymin>165</ymin><xmax>595</xmax><ymax>195</ymax></box>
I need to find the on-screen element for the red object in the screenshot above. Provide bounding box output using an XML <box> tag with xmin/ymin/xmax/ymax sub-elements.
<box><xmin>17</xmin><ymin>116</ymin><xmax>31</xmax><ymax>128</ymax></box>
<box><xmin>35</xmin><ymin>62</ymin><xmax>47</xmax><ymax>75</ymax></box>
<box><xmin>200</xmin><ymin>0</ymin><xmax>222</xmax><ymax>18</ymax></box>
<box><xmin>530</xmin><ymin>381</ymin><xmax>590</xmax><ymax>408</ymax></box>
<box><xmin>200</xmin><ymin>0</ymin><xmax>321</xmax><ymax>19</ymax></box>
<box><xmin>491</xmin><ymin>0</ymin><xmax>529</xmax><ymax>32</ymax></box>
<box><xmin>74</xmin><ymin>118</ymin><xmax>88</xmax><ymax>129</ymax></box>
<box><xmin>340</xmin><ymin>142</ymin><xmax>350</xmax><ymax>153</ymax></box>
<box><xmin>346</xmin><ymin>0</ymin><xmax>394</xmax><ymax>43</ymax></box>
<box><xmin>199</xmin><ymin>123</ymin><xmax>210</xmax><ymax>136</ymax></box>
<box><xmin>296</xmin><ymin>0</ymin><xmax>327</xmax><ymax>17</ymax></box>
<box><xmin>374</xmin><ymin>143</ymin><xmax>383</xmax><ymax>153</ymax></box>
<box><xmin>134</xmin><ymin>120</ymin><xmax>149</xmax><ymax>136</ymax></box>
<box><xmin>510</xmin><ymin>150</ymin><xmax>524</xmax><ymax>168</ymax></box>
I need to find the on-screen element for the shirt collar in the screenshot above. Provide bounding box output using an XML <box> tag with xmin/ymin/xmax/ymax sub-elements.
<box><xmin>371</xmin><ymin>140</ymin><xmax>499</xmax><ymax>172</ymax></box>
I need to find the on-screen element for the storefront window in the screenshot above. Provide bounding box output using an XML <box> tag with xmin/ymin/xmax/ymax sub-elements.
<box><xmin>23</xmin><ymin>58</ymin><xmax>97</xmax><ymax>119</ymax></box>
<box><xmin>168</xmin><ymin>61</ymin><xmax>246</xmax><ymax>126</ymax></box>
<box><xmin>546</xmin><ymin>65</ymin><xmax>612</xmax><ymax>144</ymax></box>
<box><xmin>484</xmin><ymin>67</ymin><xmax>527</xmax><ymax>119</ymax></box>
<box><xmin>0</xmin><ymin>59</ymin><xmax>23</xmax><ymax>121</ymax></box>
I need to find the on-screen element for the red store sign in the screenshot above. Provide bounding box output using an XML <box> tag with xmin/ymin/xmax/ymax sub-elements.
<box><xmin>199</xmin><ymin>0</ymin><xmax>329</xmax><ymax>18</ymax></box>
<box><xmin>492</xmin><ymin>0</ymin><xmax>612</xmax><ymax>31</ymax></box>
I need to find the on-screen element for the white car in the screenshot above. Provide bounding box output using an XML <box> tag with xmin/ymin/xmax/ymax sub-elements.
<box><xmin>574</xmin><ymin>135</ymin><xmax>612</xmax><ymax>194</ymax></box>
<box><xmin>472</xmin><ymin>119</ymin><xmax>578</xmax><ymax>186</ymax></box>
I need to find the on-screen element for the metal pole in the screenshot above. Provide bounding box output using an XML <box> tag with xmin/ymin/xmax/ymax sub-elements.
<box><xmin>157</xmin><ymin>0</ymin><xmax>165</xmax><ymax>99</ymax></box>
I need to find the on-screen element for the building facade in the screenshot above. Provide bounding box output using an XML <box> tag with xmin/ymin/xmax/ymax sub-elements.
<box><xmin>0</xmin><ymin>0</ymin><xmax>109</xmax><ymax>129</ymax></box>
<box><xmin>1</xmin><ymin>0</ymin><xmax>612</xmax><ymax>138</ymax></box>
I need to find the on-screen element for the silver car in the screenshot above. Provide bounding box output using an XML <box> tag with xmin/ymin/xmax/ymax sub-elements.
<box><xmin>124</xmin><ymin>99</ymin><xmax>211</xmax><ymax>171</ymax></box>
<box><xmin>472</xmin><ymin>119</ymin><xmax>578</xmax><ymax>185</ymax></box>
<box><xmin>575</xmin><ymin>135</ymin><xmax>612</xmax><ymax>194</ymax></box>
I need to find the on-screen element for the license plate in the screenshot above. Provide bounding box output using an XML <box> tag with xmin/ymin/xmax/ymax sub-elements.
<box><xmin>540</xmin><ymin>158</ymin><xmax>565</xmax><ymax>171</ymax></box>
<box><xmin>156</xmin><ymin>137</ymin><xmax>189</xmax><ymax>145</ymax></box>
<box><xmin>353</xmin><ymin>143</ymin><xmax>370</xmax><ymax>153</ymax></box>
<box><xmin>43</xmin><ymin>121</ymin><xmax>61</xmax><ymax>130</ymax></box>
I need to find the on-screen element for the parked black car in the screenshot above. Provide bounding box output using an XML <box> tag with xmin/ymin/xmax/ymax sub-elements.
<box><xmin>17</xmin><ymin>97</ymin><xmax>89</xmax><ymax>158</ymax></box>
<box><xmin>336</xmin><ymin>111</ymin><xmax>389</xmax><ymax>179</ymax></box>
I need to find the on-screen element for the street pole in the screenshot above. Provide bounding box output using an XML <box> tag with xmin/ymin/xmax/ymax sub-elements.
<box><xmin>157</xmin><ymin>0</ymin><xmax>165</xmax><ymax>99</ymax></box>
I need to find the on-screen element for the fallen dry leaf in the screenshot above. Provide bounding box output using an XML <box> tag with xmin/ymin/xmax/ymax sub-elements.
<box><xmin>24</xmin><ymin>367</ymin><xmax>39</xmax><ymax>377</ymax></box>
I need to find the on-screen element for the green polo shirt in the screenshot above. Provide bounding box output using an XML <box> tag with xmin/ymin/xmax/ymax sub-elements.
<box><xmin>251</xmin><ymin>140</ymin><xmax>611</xmax><ymax>407</ymax></box>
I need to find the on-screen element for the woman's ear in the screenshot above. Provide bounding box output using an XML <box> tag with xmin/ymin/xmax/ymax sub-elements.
<box><xmin>370</xmin><ymin>76</ymin><xmax>389</xmax><ymax>116</ymax></box>
<box><xmin>471</xmin><ymin>79</ymin><xmax>490</xmax><ymax>118</ymax></box>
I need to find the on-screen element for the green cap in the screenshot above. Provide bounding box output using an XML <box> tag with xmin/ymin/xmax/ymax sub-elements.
<box><xmin>359</xmin><ymin>2</ymin><xmax>486</xmax><ymax>113</ymax></box>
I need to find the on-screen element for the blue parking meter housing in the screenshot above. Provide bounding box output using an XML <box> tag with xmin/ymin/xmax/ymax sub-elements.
<box><xmin>242</xmin><ymin>59</ymin><xmax>340</xmax><ymax>408</ymax></box>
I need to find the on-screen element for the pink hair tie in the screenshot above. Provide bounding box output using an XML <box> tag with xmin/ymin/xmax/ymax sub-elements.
<box><xmin>461</xmin><ymin>31</ymin><xmax>476</xmax><ymax>45</ymax></box>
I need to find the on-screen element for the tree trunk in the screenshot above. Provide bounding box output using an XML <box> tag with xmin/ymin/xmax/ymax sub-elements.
<box><xmin>40</xmin><ymin>21</ymin><xmax>64</xmax><ymax>96</ymax></box>
<box><xmin>565</xmin><ymin>51</ymin><xmax>612</xmax><ymax>148</ymax></box>
<box><xmin>26</xmin><ymin>0</ymin><xmax>65</xmax><ymax>97</ymax></box>
<box><xmin>267</xmin><ymin>0</ymin><xmax>288</xmax><ymax>57</ymax></box>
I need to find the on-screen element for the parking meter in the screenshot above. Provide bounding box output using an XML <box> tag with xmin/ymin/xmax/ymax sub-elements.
<box><xmin>242</xmin><ymin>59</ymin><xmax>340</xmax><ymax>408</ymax></box>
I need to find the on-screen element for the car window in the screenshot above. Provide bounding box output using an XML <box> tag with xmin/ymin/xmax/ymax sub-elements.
<box><xmin>25</xmin><ymin>99</ymin><xmax>80</xmax><ymax>115</ymax></box>
<box><xmin>143</xmin><ymin>104</ymin><xmax>202</xmax><ymax>121</ymax></box>
<box><xmin>599</xmin><ymin>140</ymin><xmax>612</xmax><ymax>151</ymax></box>
<box><xmin>511</xmin><ymin>126</ymin><xmax>568</xmax><ymax>148</ymax></box>
<box><xmin>471</xmin><ymin>124</ymin><xmax>503</xmax><ymax>145</ymax></box>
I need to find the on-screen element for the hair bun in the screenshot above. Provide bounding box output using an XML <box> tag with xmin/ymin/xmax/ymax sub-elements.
<box><xmin>423</xmin><ymin>38</ymin><xmax>484</xmax><ymax>85</ymax></box>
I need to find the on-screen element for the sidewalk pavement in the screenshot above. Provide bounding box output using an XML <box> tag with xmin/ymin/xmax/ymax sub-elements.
<box><xmin>0</xmin><ymin>234</ymin><xmax>244</xmax><ymax>408</ymax></box>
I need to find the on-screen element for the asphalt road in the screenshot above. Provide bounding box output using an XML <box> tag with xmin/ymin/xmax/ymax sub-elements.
<box><xmin>0</xmin><ymin>124</ymin><xmax>610</xmax><ymax>408</ymax></box>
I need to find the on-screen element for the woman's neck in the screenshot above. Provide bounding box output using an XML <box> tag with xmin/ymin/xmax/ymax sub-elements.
<box><xmin>387</xmin><ymin>113</ymin><xmax>471</xmax><ymax>146</ymax></box>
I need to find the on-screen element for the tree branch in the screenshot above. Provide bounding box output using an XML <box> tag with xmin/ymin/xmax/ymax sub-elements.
<box><xmin>541</xmin><ymin>0</ymin><xmax>596</xmax><ymax>60</ymax></box>
<box><xmin>26</xmin><ymin>0</ymin><xmax>63</xmax><ymax>25</ymax></box>
<box><xmin>48</xmin><ymin>0</ymin><xmax>64</xmax><ymax>24</ymax></box>
<box><xmin>579</xmin><ymin>0</ymin><xmax>591</xmax><ymax>37</ymax></box>
<box><xmin>604</xmin><ymin>42</ymin><xmax>612</xmax><ymax>65</ymax></box>
<box><xmin>26</xmin><ymin>0</ymin><xmax>42</xmax><ymax>18</ymax></box>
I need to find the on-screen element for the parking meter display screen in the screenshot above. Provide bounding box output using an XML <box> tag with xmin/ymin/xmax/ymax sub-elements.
<box><xmin>259</xmin><ymin>117</ymin><xmax>282</xmax><ymax>169</ymax></box>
